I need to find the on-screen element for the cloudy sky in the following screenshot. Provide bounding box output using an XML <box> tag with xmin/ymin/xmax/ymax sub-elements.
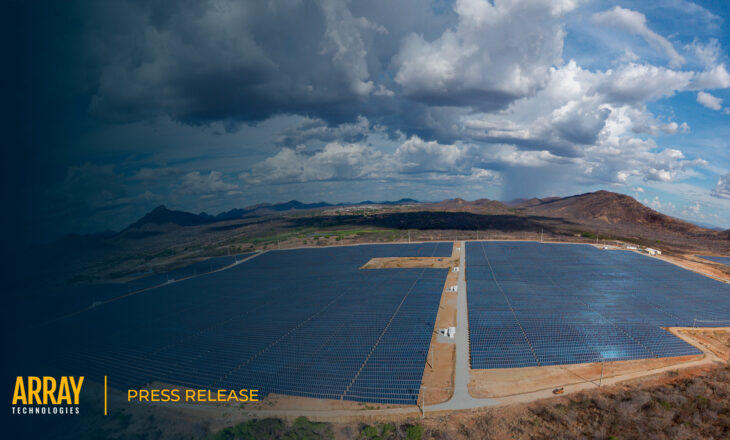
<box><xmin>6</xmin><ymin>0</ymin><xmax>730</xmax><ymax>238</ymax></box>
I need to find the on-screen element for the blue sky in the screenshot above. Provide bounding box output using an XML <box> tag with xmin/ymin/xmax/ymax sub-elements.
<box><xmin>9</xmin><ymin>0</ymin><xmax>730</xmax><ymax>235</ymax></box>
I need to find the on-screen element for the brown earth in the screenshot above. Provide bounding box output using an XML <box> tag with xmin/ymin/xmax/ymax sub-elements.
<box><xmin>469</xmin><ymin>355</ymin><xmax>703</xmax><ymax>398</ymax></box>
<box><xmin>674</xmin><ymin>328</ymin><xmax>730</xmax><ymax>361</ymax></box>
<box><xmin>360</xmin><ymin>256</ymin><xmax>456</xmax><ymax>269</ymax></box>
<box><xmin>662</xmin><ymin>253</ymin><xmax>730</xmax><ymax>282</ymax></box>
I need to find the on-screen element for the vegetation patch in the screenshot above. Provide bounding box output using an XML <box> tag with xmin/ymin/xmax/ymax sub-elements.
<box><xmin>208</xmin><ymin>417</ymin><xmax>333</xmax><ymax>440</ymax></box>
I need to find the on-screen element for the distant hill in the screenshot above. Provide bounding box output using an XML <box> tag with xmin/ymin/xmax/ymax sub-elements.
<box><xmin>125</xmin><ymin>199</ymin><xmax>422</xmax><ymax>229</ymax></box>
<box><xmin>378</xmin><ymin>198</ymin><xmax>419</xmax><ymax>205</ymax></box>
<box><xmin>506</xmin><ymin>197</ymin><xmax>560</xmax><ymax>207</ymax></box>
<box><xmin>517</xmin><ymin>190</ymin><xmax>709</xmax><ymax>235</ymax></box>
<box><xmin>125</xmin><ymin>205</ymin><xmax>213</xmax><ymax>230</ymax></box>
<box><xmin>427</xmin><ymin>198</ymin><xmax>513</xmax><ymax>215</ymax></box>
<box><xmin>120</xmin><ymin>192</ymin><xmax>725</xmax><ymax>246</ymax></box>
<box><xmin>216</xmin><ymin>200</ymin><xmax>334</xmax><ymax>220</ymax></box>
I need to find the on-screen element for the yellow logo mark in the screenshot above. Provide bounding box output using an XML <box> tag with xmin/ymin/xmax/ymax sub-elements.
<box><xmin>12</xmin><ymin>376</ymin><xmax>84</xmax><ymax>405</ymax></box>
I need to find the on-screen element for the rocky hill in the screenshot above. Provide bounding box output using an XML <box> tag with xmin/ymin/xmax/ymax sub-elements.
<box><xmin>516</xmin><ymin>190</ymin><xmax>710</xmax><ymax>235</ymax></box>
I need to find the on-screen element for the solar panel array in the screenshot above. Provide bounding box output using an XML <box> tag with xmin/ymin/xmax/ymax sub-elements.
<box><xmin>696</xmin><ymin>255</ymin><xmax>730</xmax><ymax>266</ymax></box>
<box><xmin>126</xmin><ymin>252</ymin><xmax>255</xmax><ymax>291</ymax></box>
<box><xmin>22</xmin><ymin>243</ymin><xmax>451</xmax><ymax>405</ymax></box>
<box><xmin>467</xmin><ymin>241</ymin><xmax>730</xmax><ymax>369</ymax></box>
<box><xmin>13</xmin><ymin>253</ymin><xmax>255</xmax><ymax>328</ymax></box>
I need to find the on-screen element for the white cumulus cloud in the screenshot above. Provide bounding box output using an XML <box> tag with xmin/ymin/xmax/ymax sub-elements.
<box><xmin>178</xmin><ymin>171</ymin><xmax>238</xmax><ymax>195</ymax></box>
<box><xmin>696</xmin><ymin>91</ymin><xmax>723</xmax><ymax>110</ymax></box>
<box><xmin>593</xmin><ymin>6</ymin><xmax>685</xmax><ymax>68</ymax></box>
<box><xmin>392</xmin><ymin>0</ymin><xmax>575</xmax><ymax>111</ymax></box>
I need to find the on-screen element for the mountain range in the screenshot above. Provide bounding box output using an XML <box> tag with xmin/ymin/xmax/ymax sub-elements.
<box><xmin>123</xmin><ymin>191</ymin><xmax>727</xmax><ymax>239</ymax></box>
<box><xmin>125</xmin><ymin>198</ymin><xmax>420</xmax><ymax>230</ymax></box>
<box><xmin>32</xmin><ymin>190</ymin><xmax>727</xmax><ymax>288</ymax></box>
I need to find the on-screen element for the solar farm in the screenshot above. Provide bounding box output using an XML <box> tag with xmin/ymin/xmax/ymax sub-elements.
<box><xmin>18</xmin><ymin>239</ymin><xmax>730</xmax><ymax>409</ymax></box>
<box><xmin>467</xmin><ymin>241</ymin><xmax>730</xmax><ymax>369</ymax></box>
<box><xmin>29</xmin><ymin>243</ymin><xmax>452</xmax><ymax>405</ymax></box>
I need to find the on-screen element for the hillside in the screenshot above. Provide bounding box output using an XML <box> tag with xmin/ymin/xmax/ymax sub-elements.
<box><xmin>426</xmin><ymin>198</ymin><xmax>514</xmax><ymax>215</ymax></box>
<box><xmin>516</xmin><ymin>190</ymin><xmax>710</xmax><ymax>235</ymax></box>
<box><xmin>125</xmin><ymin>205</ymin><xmax>212</xmax><ymax>230</ymax></box>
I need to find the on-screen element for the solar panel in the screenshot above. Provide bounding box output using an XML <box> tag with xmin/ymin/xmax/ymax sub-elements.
<box><xmin>20</xmin><ymin>243</ymin><xmax>451</xmax><ymax>405</ymax></box>
<box><xmin>467</xmin><ymin>241</ymin><xmax>729</xmax><ymax>369</ymax></box>
<box><xmin>696</xmin><ymin>255</ymin><xmax>730</xmax><ymax>266</ymax></box>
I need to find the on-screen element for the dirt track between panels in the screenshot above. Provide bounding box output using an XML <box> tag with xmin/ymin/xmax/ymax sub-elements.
<box><xmin>418</xmin><ymin>242</ymin><xmax>460</xmax><ymax>406</ymax></box>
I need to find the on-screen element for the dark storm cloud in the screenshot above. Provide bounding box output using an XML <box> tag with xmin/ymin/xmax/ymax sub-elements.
<box><xmin>81</xmin><ymin>0</ymin><xmax>455</xmax><ymax>129</ymax></box>
<box><xmin>4</xmin><ymin>0</ymin><xmax>729</xmax><ymax>238</ymax></box>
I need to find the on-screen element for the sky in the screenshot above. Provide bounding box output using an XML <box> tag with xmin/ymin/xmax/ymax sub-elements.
<box><xmin>5</xmin><ymin>0</ymin><xmax>730</xmax><ymax>239</ymax></box>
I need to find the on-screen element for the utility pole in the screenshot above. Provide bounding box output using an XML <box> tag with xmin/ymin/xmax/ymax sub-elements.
<box><xmin>421</xmin><ymin>386</ymin><xmax>426</xmax><ymax>418</ymax></box>
<box><xmin>541</xmin><ymin>228</ymin><xmax>543</xmax><ymax>243</ymax></box>
<box><xmin>600</xmin><ymin>362</ymin><xmax>604</xmax><ymax>386</ymax></box>
<box><xmin>408</xmin><ymin>230</ymin><xmax>411</xmax><ymax>243</ymax></box>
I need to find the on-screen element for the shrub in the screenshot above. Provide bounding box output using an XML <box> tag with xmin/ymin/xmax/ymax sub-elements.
<box><xmin>405</xmin><ymin>424</ymin><xmax>423</xmax><ymax>440</ymax></box>
<box><xmin>208</xmin><ymin>417</ymin><xmax>332</xmax><ymax>440</ymax></box>
<box><xmin>360</xmin><ymin>423</ymin><xmax>395</xmax><ymax>440</ymax></box>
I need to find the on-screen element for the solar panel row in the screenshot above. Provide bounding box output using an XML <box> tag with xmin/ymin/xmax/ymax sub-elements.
<box><xmin>696</xmin><ymin>255</ymin><xmax>730</xmax><ymax>266</ymax></box>
<box><xmin>467</xmin><ymin>241</ymin><xmax>729</xmax><ymax>369</ymax></box>
<box><xmin>13</xmin><ymin>253</ymin><xmax>256</xmax><ymax>328</ymax></box>
<box><xmin>23</xmin><ymin>242</ymin><xmax>452</xmax><ymax>405</ymax></box>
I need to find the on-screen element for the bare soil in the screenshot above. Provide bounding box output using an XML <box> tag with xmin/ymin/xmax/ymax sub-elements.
<box><xmin>361</xmin><ymin>256</ymin><xmax>457</xmax><ymax>269</ymax></box>
<box><xmin>469</xmin><ymin>355</ymin><xmax>703</xmax><ymax>398</ymax></box>
<box><xmin>647</xmin><ymin>252</ymin><xmax>730</xmax><ymax>283</ymax></box>
<box><xmin>675</xmin><ymin>328</ymin><xmax>730</xmax><ymax>361</ymax></box>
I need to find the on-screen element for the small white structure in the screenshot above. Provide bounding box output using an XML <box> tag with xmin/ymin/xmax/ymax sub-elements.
<box><xmin>447</xmin><ymin>327</ymin><xmax>456</xmax><ymax>338</ymax></box>
<box><xmin>452</xmin><ymin>267</ymin><xmax>460</xmax><ymax>272</ymax></box>
<box><xmin>627</xmin><ymin>245</ymin><xmax>638</xmax><ymax>250</ymax></box>
<box><xmin>646</xmin><ymin>248</ymin><xmax>661</xmax><ymax>256</ymax></box>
